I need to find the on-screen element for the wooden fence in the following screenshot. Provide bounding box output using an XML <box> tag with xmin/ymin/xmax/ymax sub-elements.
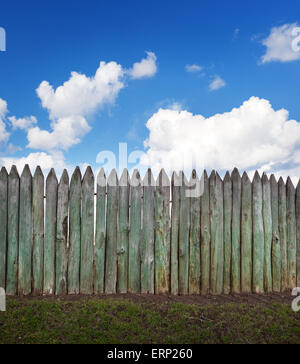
<box><xmin>0</xmin><ymin>165</ymin><xmax>299</xmax><ymax>296</ymax></box>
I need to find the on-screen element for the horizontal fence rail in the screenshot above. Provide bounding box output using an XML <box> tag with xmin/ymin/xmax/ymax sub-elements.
<box><xmin>0</xmin><ymin>165</ymin><xmax>299</xmax><ymax>296</ymax></box>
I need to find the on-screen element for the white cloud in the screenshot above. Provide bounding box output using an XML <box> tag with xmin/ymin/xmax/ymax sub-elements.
<box><xmin>209</xmin><ymin>76</ymin><xmax>226</xmax><ymax>91</ymax></box>
<box><xmin>129</xmin><ymin>51</ymin><xmax>157</xmax><ymax>79</ymax></box>
<box><xmin>185</xmin><ymin>64</ymin><xmax>203</xmax><ymax>73</ymax></box>
<box><xmin>9</xmin><ymin>115</ymin><xmax>37</xmax><ymax>130</ymax></box>
<box><xmin>261</xmin><ymin>23</ymin><xmax>300</xmax><ymax>63</ymax></box>
<box><xmin>0</xmin><ymin>98</ymin><xmax>10</xmax><ymax>144</ymax></box>
<box><xmin>140</xmin><ymin>97</ymin><xmax>300</xmax><ymax>182</ymax></box>
<box><xmin>6</xmin><ymin>143</ymin><xmax>22</xmax><ymax>154</ymax></box>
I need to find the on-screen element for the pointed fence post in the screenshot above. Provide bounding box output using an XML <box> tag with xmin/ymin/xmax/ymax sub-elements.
<box><xmin>80</xmin><ymin>167</ymin><xmax>94</xmax><ymax>295</ymax></box>
<box><xmin>32</xmin><ymin>166</ymin><xmax>44</xmax><ymax>295</ymax></box>
<box><xmin>141</xmin><ymin>169</ymin><xmax>155</xmax><ymax>294</ymax></box>
<box><xmin>44</xmin><ymin>169</ymin><xmax>58</xmax><ymax>295</ymax></box>
<box><xmin>56</xmin><ymin>170</ymin><xmax>69</xmax><ymax>295</ymax></box>
<box><xmin>287</xmin><ymin>177</ymin><xmax>297</xmax><ymax>289</ymax></box>
<box><xmin>270</xmin><ymin>175</ymin><xmax>281</xmax><ymax>292</ymax></box>
<box><xmin>94</xmin><ymin>169</ymin><xmax>106</xmax><ymax>294</ymax></box>
<box><xmin>171</xmin><ymin>172</ymin><xmax>180</xmax><ymax>295</ymax></box>
<box><xmin>18</xmin><ymin>165</ymin><xmax>32</xmax><ymax>295</ymax></box>
<box><xmin>278</xmin><ymin>177</ymin><xmax>288</xmax><ymax>291</ymax></box>
<box><xmin>262</xmin><ymin>173</ymin><xmax>272</xmax><ymax>292</ymax></box>
<box><xmin>0</xmin><ymin>167</ymin><xmax>8</xmax><ymax>290</ymax></box>
<box><xmin>128</xmin><ymin>169</ymin><xmax>142</xmax><ymax>293</ymax></box>
<box><xmin>105</xmin><ymin>169</ymin><xmax>119</xmax><ymax>294</ymax></box>
<box><xmin>68</xmin><ymin>167</ymin><xmax>81</xmax><ymax>294</ymax></box>
<box><xmin>117</xmin><ymin>169</ymin><xmax>130</xmax><ymax>294</ymax></box>
<box><xmin>241</xmin><ymin>172</ymin><xmax>252</xmax><ymax>293</ymax></box>
<box><xmin>223</xmin><ymin>171</ymin><xmax>232</xmax><ymax>294</ymax></box>
<box><xmin>296</xmin><ymin>180</ymin><xmax>300</xmax><ymax>287</ymax></box>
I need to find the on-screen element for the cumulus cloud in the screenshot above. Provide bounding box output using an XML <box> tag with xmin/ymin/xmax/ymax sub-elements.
<box><xmin>140</xmin><ymin>97</ymin><xmax>300</xmax><ymax>182</ymax></box>
<box><xmin>0</xmin><ymin>98</ymin><xmax>10</xmax><ymax>144</ymax></box>
<box><xmin>209</xmin><ymin>76</ymin><xmax>226</xmax><ymax>91</ymax></box>
<box><xmin>261</xmin><ymin>23</ymin><xmax>300</xmax><ymax>63</ymax></box>
<box><xmin>128</xmin><ymin>51</ymin><xmax>157</xmax><ymax>79</ymax></box>
<box><xmin>9</xmin><ymin>115</ymin><xmax>37</xmax><ymax>130</ymax></box>
<box><xmin>185</xmin><ymin>64</ymin><xmax>203</xmax><ymax>73</ymax></box>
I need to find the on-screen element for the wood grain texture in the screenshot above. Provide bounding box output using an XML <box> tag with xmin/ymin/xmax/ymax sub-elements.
<box><xmin>296</xmin><ymin>180</ymin><xmax>300</xmax><ymax>287</ymax></box>
<box><xmin>286</xmin><ymin>177</ymin><xmax>297</xmax><ymax>289</ymax></box>
<box><xmin>278</xmin><ymin>177</ymin><xmax>288</xmax><ymax>291</ymax></box>
<box><xmin>171</xmin><ymin>172</ymin><xmax>180</xmax><ymax>295</ymax></box>
<box><xmin>241</xmin><ymin>172</ymin><xmax>252</xmax><ymax>293</ymax></box>
<box><xmin>141</xmin><ymin>169</ymin><xmax>155</xmax><ymax>294</ymax></box>
<box><xmin>55</xmin><ymin>170</ymin><xmax>69</xmax><ymax>295</ymax></box>
<box><xmin>80</xmin><ymin>167</ymin><xmax>94</xmax><ymax>294</ymax></box>
<box><xmin>128</xmin><ymin>169</ymin><xmax>142</xmax><ymax>293</ymax></box>
<box><xmin>105</xmin><ymin>169</ymin><xmax>118</xmax><ymax>294</ymax></box>
<box><xmin>0</xmin><ymin>167</ymin><xmax>8</xmax><ymax>290</ymax></box>
<box><xmin>32</xmin><ymin>167</ymin><xmax>44</xmax><ymax>295</ymax></box>
<box><xmin>262</xmin><ymin>174</ymin><xmax>272</xmax><ymax>292</ymax></box>
<box><xmin>18</xmin><ymin>165</ymin><xmax>32</xmax><ymax>295</ymax></box>
<box><xmin>44</xmin><ymin>169</ymin><xmax>58</xmax><ymax>295</ymax></box>
<box><xmin>223</xmin><ymin>172</ymin><xmax>232</xmax><ymax>294</ymax></box>
<box><xmin>270</xmin><ymin>175</ymin><xmax>281</xmax><ymax>292</ymax></box>
<box><xmin>68</xmin><ymin>167</ymin><xmax>81</xmax><ymax>294</ymax></box>
<box><xmin>94</xmin><ymin>169</ymin><xmax>106</xmax><ymax>294</ymax></box>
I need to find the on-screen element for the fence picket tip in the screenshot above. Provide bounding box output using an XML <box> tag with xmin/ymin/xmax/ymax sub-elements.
<box><xmin>143</xmin><ymin>168</ymin><xmax>154</xmax><ymax>187</ymax></box>
<box><xmin>34</xmin><ymin>166</ymin><xmax>43</xmax><ymax>178</ymax></box>
<box><xmin>10</xmin><ymin>165</ymin><xmax>19</xmax><ymax>177</ymax></box>
<box><xmin>224</xmin><ymin>171</ymin><xmax>231</xmax><ymax>182</ymax></box>
<box><xmin>287</xmin><ymin>176</ymin><xmax>295</xmax><ymax>189</ymax></box>
<box><xmin>157</xmin><ymin>168</ymin><xmax>169</xmax><ymax>187</ymax></box>
<box><xmin>108</xmin><ymin>169</ymin><xmax>118</xmax><ymax>186</ymax></box>
<box><xmin>253</xmin><ymin>170</ymin><xmax>261</xmax><ymax>181</ymax></box>
<box><xmin>0</xmin><ymin>166</ymin><xmax>8</xmax><ymax>176</ymax></box>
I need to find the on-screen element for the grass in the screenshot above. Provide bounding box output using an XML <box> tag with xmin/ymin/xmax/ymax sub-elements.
<box><xmin>0</xmin><ymin>297</ymin><xmax>299</xmax><ymax>344</ymax></box>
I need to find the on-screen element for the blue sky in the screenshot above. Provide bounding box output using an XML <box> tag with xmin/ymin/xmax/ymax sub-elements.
<box><xmin>0</xmin><ymin>0</ymin><xmax>300</xmax><ymax>181</ymax></box>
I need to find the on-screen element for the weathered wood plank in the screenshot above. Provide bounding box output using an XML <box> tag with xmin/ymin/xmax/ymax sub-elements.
<box><xmin>286</xmin><ymin>177</ymin><xmax>297</xmax><ymax>289</ymax></box>
<box><xmin>141</xmin><ymin>169</ymin><xmax>155</xmax><ymax>294</ymax></box>
<box><xmin>155</xmin><ymin>169</ymin><xmax>170</xmax><ymax>294</ymax></box>
<box><xmin>223</xmin><ymin>171</ymin><xmax>232</xmax><ymax>294</ymax></box>
<box><xmin>252</xmin><ymin>171</ymin><xmax>264</xmax><ymax>293</ymax></box>
<box><xmin>297</xmin><ymin>180</ymin><xmax>300</xmax><ymax>288</ymax></box>
<box><xmin>128</xmin><ymin>169</ymin><xmax>142</xmax><ymax>293</ymax></box>
<box><xmin>200</xmin><ymin>170</ymin><xmax>210</xmax><ymax>295</ymax></box>
<box><xmin>18</xmin><ymin>165</ymin><xmax>32</xmax><ymax>295</ymax></box>
<box><xmin>210</xmin><ymin>172</ymin><xmax>224</xmax><ymax>294</ymax></box>
<box><xmin>189</xmin><ymin>170</ymin><xmax>201</xmax><ymax>295</ymax></box>
<box><xmin>270</xmin><ymin>175</ymin><xmax>281</xmax><ymax>292</ymax></box>
<box><xmin>68</xmin><ymin>167</ymin><xmax>81</xmax><ymax>294</ymax></box>
<box><xmin>80</xmin><ymin>167</ymin><xmax>94</xmax><ymax>294</ymax></box>
<box><xmin>0</xmin><ymin>167</ymin><xmax>8</xmax><ymax>290</ymax></box>
<box><xmin>278</xmin><ymin>177</ymin><xmax>288</xmax><ymax>291</ymax></box>
<box><xmin>32</xmin><ymin>167</ymin><xmax>44</xmax><ymax>295</ymax></box>
<box><xmin>55</xmin><ymin>170</ymin><xmax>69</xmax><ymax>295</ymax></box>
<box><xmin>231</xmin><ymin>168</ymin><xmax>241</xmax><ymax>293</ymax></box>
<box><xmin>117</xmin><ymin>169</ymin><xmax>130</xmax><ymax>294</ymax></box>
<box><xmin>179</xmin><ymin>172</ymin><xmax>190</xmax><ymax>295</ymax></box>
<box><xmin>94</xmin><ymin>169</ymin><xmax>106</xmax><ymax>294</ymax></box>
<box><xmin>105</xmin><ymin>169</ymin><xmax>119</xmax><ymax>294</ymax></box>
<box><xmin>241</xmin><ymin>172</ymin><xmax>252</xmax><ymax>293</ymax></box>
<box><xmin>171</xmin><ymin>172</ymin><xmax>180</xmax><ymax>295</ymax></box>
<box><xmin>44</xmin><ymin>169</ymin><xmax>58</xmax><ymax>295</ymax></box>
<box><xmin>262</xmin><ymin>173</ymin><xmax>272</xmax><ymax>292</ymax></box>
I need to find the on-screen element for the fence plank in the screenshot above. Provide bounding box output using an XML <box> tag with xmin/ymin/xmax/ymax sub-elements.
<box><xmin>278</xmin><ymin>177</ymin><xmax>288</xmax><ymax>291</ymax></box>
<box><xmin>241</xmin><ymin>172</ymin><xmax>252</xmax><ymax>293</ymax></box>
<box><xmin>94</xmin><ymin>169</ymin><xmax>106</xmax><ymax>294</ymax></box>
<box><xmin>210</xmin><ymin>172</ymin><xmax>224</xmax><ymax>294</ymax></box>
<box><xmin>223</xmin><ymin>171</ymin><xmax>232</xmax><ymax>294</ymax></box>
<box><xmin>0</xmin><ymin>167</ymin><xmax>8</xmax><ymax>290</ymax></box>
<box><xmin>56</xmin><ymin>170</ymin><xmax>69</xmax><ymax>295</ymax></box>
<box><xmin>6</xmin><ymin>166</ymin><xmax>19</xmax><ymax>295</ymax></box>
<box><xmin>18</xmin><ymin>165</ymin><xmax>32</xmax><ymax>295</ymax></box>
<box><xmin>262</xmin><ymin>174</ymin><xmax>272</xmax><ymax>292</ymax></box>
<box><xmin>297</xmin><ymin>180</ymin><xmax>300</xmax><ymax>287</ymax></box>
<box><xmin>252</xmin><ymin>171</ymin><xmax>264</xmax><ymax>293</ymax></box>
<box><xmin>105</xmin><ymin>169</ymin><xmax>119</xmax><ymax>294</ymax></box>
<box><xmin>32</xmin><ymin>166</ymin><xmax>44</xmax><ymax>295</ymax></box>
<box><xmin>231</xmin><ymin>168</ymin><xmax>241</xmax><ymax>293</ymax></box>
<box><xmin>286</xmin><ymin>177</ymin><xmax>297</xmax><ymax>289</ymax></box>
<box><xmin>189</xmin><ymin>171</ymin><xmax>201</xmax><ymax>295</ymax></box>
<box><xmin>179</xmin><ymin>172</ymin><xmax>190</xmax><ymax>295</ymax></box>
<box><xmin>270</xmin><ymin>175</ymin><xmax>281</xmax><ymax>292</ymax></box>
<box><xmin>80</xmin><ymin>167</ymin><xmax>94</xmax><ymax>294</ymax></box>
<box><xmin>200</xmin><ymin>170</ymin><xmax>210</xmax><ymax>295</ymax></box>
<box><xmin>68</xmin><ymin>167</ymin><xmax>81</xmax><ymax>294</ymax></box>
<box><xmin>44</xmin><ymin>169</ymin><xmax>58</xmax><ymax>295</ymax></box>
<box><xmin>117</xmin><ymin>169</ymin><xmax>130</xmax><ymax>294</ymax></box>
<box><xmin>141</xmin><ymin>169</ymin><xmax>155</xmax><ymax>294</ymax></box>
<box><xmin>171</xmin><ymin>172</ymin><xmax>180</xmax><ymax>295</ymax></box>
<box><xmin>128</xmin><ymin>169</ymin><xmax>142</xmax><ymax>293</ymax></box>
